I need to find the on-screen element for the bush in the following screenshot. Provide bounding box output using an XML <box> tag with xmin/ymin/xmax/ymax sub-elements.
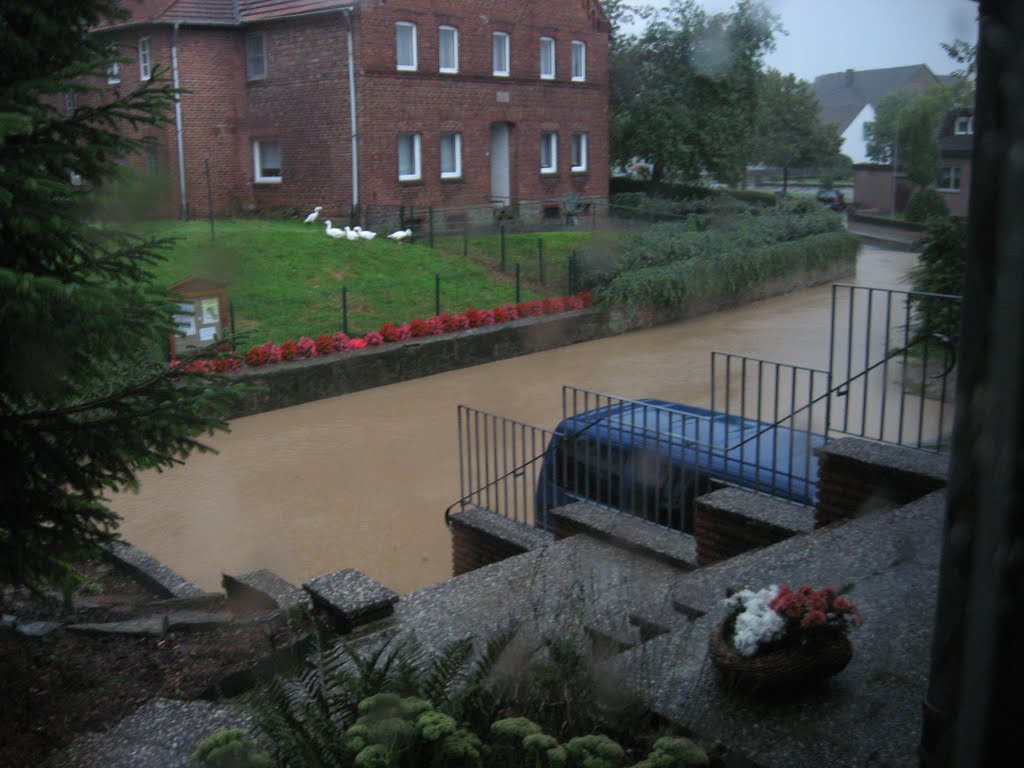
<box><xmin>600</xmin><ymin>230</ymin><xmax>859</xmax><ymax>308</ymax></box>
<box><xmin>904</xmin><ymin>187</ymin><xmax>949</xmax><ymax>224</ymax></box>
<box><xmin>609</xmin><ymin>178</ymin><xmax>776</xmax><ymax>207</ymax></box>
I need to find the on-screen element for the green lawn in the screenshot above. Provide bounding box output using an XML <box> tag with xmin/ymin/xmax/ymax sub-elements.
<box><xmin>138</xmin><ymin>220</ymin><xmax>564</xmax><ymax>343</ymax></box>
<box><xmin>434</xmin><ymin>229</ymin><xmax>600</xmax><ymax>286</ymax></box>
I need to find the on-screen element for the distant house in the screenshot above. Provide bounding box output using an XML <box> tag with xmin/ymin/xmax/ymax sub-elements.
<box><xmin>811</xmin><ymin>65</ymin><xmax>949</xmax><ymax>163</ymax></box>
<box><xmin>89</xmin><ymin>0</ymin><xmax>610</xmax><ymax>223</ymax></box>
<box><xmin>936</xmin><ymin>107</ymin><xmax>973</xmax><ymax>216</ymax></box>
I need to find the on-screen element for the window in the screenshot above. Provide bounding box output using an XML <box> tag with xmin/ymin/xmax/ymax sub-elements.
<box><xmin>539</xmin><ymin>37</ymin><xmax>555</xmax><ymax>79</ymax></box>
<box><xmin>937</xmin><ymin>166</ymin><xmax>961</xmax><ymax>192</ymax></box>
<box><xmin>246</xmin><ymin>34</ymin><xmax>266</xmax><ymax>80</ymax></box>
<box><xmin>440</xmin><ymin>132</ymin><xmax>462</xmax><ymax>178</ymax></box>
<box><xmin>107</xmin><ymin>61</ymin><xmax>121</xmax><ymax>84</ymax></box>
<box><xmin>439</xmin><ymin>25</ymin><xmax>458</xmax><ymax>73</ymax></box>
<box><xmin>571</xmin><ymin>40</ymin><xmax>586</xmax><ymax>81</ymax></box>
<box><xmin>144</xmin><ymin>138</ymin><xmax>160</xmax><ymax>178</ymax></box>
<box><xmin>396</xmin><ymin>22</ymin><xmax>417</xmax><ymax>71</ymax></box>
<box><xmin>493</xmin><ymin>31</ymin><xmax>510</xmax><ymax>77</ymax></box>
<box><xmin>64</xmin><ymin>92</ymin><xmax>78</xmax><ymax>114</ymax></box>
<box><xmin>398</xmin><ymin>133</ymin><xmax>422</xmax><ymax>180</ymax></box>
<box><xmin>954</xmin><ymin>115</ymin><xmax>974</xmax><ymax>135</ymax></box>
<box><xmin>253</xmin><ymin>140</ymin><xmax>282</xmax><ymax>183</ymax></box>
<box><xmin>540</xmin><ymin>132</ymin><xmax>557</xmax><ymax>173</ymax></box>
<box><xmin>138</xmin><ymin>36</ymin><xmax>151</xmax><ymax>80</ymax></box>
<box><xmin>571</xmin><ymin>133</ymin><xmax>588</xmax><ymax>172</ymax></box>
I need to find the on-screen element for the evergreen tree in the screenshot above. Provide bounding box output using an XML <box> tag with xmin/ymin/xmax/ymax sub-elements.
<box><xmin>0</xmin><ymin>1</ymin><xmax>243</xmax><ymax>591</ymax></box>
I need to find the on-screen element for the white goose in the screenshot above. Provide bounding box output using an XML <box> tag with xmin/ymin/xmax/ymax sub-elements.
<box><xmin>304</xmin><ymin>206</ymin><xmax>323</xmax><ymax>224</ymax></box>
<box><xmin>324</xmin><ymin>220</ymin><xmax>344</xmax><ymax>239</ymax></box>
<box><xmin>359</xmin><ymin>229</ymin><xmax>377</xmax><ymax>240</ymax></box>
<box><xmin>343</xmin><ymin>226</ymin><xmax>360</xmax><ymax>241</ymax></box>
<box><xmin>387</xmin><ymin>228</ymin><xmax>413</xmax><ymax>241</ymax></box>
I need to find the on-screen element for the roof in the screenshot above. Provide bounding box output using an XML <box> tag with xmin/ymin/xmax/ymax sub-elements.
<box><xmin>812</xmin><ymin>65</ymin><xmax>947</xmax><ymax>133</ymax></box>
<box><xmin>96</xmin><ymin>0</ymin><xmax>352</xmax><ymax>29</ymax></box>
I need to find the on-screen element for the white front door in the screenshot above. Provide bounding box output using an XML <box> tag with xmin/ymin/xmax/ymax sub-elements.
<box><xmin>490</xmin><ymin>122</ymin><xmax>511</xmax><ymax>205</ymax></box>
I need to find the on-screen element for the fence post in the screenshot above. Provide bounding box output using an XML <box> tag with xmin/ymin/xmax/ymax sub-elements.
<box><xmin>428</xmin><ymin>206</ymin><xmax>435</xmax><ymax>248</ymax></box>
<box><xmin>342</xmin><ymin>286</ymin><xmax>349</xmax><ymax>336</ymax></box>
<box><xmin>463</xmin><ymin>224</ymin><xmax>468</xmax><ymax>258</ymax></box>
<box><xmin>538</xmin><ymin>238</ymin><xmax>545</xmax><ymax>285</ymax></box>
<box><xmin>591</xmin><ymin>201</ymin><xmax>597</xmax><ymax>230</ymax></box>
<box><xmin>435</xmin><ymin>274</ymin><xmax>441</xmax><ymax>316</ymax></box>
<box><xmin>569</xmin><ymin>250</ymin><xmax>578</xmax><ymax>294</ymax></box>
<box><xmin>515</xmin><ymin>263</ymin><xmax>521</xmax><ymax>303</ymax></box>
<box><xmin>229</xmin><ymin>300</ymin><xmax>236</xmax><ymax>350</ymax></box>
<box><xmin>500</xmin><ymin>225</ymin><xmax>506</xmax><ymax>272</ymax></box>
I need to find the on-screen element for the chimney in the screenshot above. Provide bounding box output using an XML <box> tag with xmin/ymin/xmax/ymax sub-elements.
<box><xmin>845</xmin><ymin>69</ymin><xmax>854</xmax><ymax>85</ymax></box>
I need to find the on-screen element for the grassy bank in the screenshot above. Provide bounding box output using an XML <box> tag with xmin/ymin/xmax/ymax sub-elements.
<box><xmin>139</xmin><ymin>220</ymin><xmax>548</xmax><ymax>343</ymax></box>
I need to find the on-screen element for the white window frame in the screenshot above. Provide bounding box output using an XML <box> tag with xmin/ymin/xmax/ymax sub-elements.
<box><xmin>539</xmin><ymin>37</ymin><xmax>555</xmax><ymax>80</ymax></box>
<box><xmin>954</xmin><ymin>116</ymin><xmax>974</xmax><ymax>135</ymax></box>
<box><xmin>540</xmin><ymin>132</ymin><xmax>557</xmax><ymax>174</ymax></box>
<box><xmin>937</xmin><ymin>165</ymin><xmax>961</xmax><ymax>192</ymax></box>
<box><xmin>246</xmin><ymin>33</ymin><xmax>266</xmax><ymax>80</ymax></box>
<box><xmin>398</xmin><ymin>132</ymin><xmax>422</xmax><ymax>181</ymax></box>
<box><xmin>440</xmin><ymin>132</ymin><xmax>462</xmax><ymax>179</ymax></box>
<box><xmin>138</xmin><ymin>36</ymin><xmax>151</xmax><ymax>81</ymax></box>
<box><xmin>493</xmin><ymin>31</ymin><xmax>510</xmax><ymax>77</ymax></box>
<box><xmin>571</xmin><ymin>133</ymin><xmax>588</xmax><ymax>172</ymax></box>
<box><xmin>107</xmin><ymin>60</ymin><xmax>121</xmax><ymax>84</ymax></box>
<box><xmin>571</xmin><ymin>40</ymin><xmax>586</xmax><ymax>82</ymax></box>
<box><xmin>253</xmin><ymin>139</ymin><xmax>282</xmax><ymax>183</ymax></box>
<box><xmin>396</xmin><ymin>22</ymin><xmax>417</xmax><ymax>71</ymax></box>
<box><xmin>438</xmin><ymin>25</ymin><xmax>459</xmax><ymax>74</ymax></box>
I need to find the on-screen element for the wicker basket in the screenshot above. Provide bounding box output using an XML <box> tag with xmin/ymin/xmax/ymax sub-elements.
<box><xmin>708</xmin><ymin>621</ymin><xmax>852</xmax><ymax>692</ymax></box>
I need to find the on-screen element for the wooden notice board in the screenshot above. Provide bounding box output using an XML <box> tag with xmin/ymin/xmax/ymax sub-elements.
<box><xmin>167</xmin><ymin>276</ymin><xmax>229</xmax><ymax>356</ymax></box>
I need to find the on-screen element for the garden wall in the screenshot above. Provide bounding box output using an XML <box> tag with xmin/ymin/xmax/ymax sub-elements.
<box><xmin>229</xmin><ymin>255</ymin><xmax>855</xmax><ymax>418</ymax></box>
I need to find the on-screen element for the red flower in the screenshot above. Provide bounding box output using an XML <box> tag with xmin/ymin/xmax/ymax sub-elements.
<box><xmin>800</xmin><ymin>610</ymin><xmax>828</xmax><ymax>629</ymax></box>
<box><xmin>315</xmin><ymin>334</ymin><xmax>333</xmax><ymax>356</ymax></box>
<box><xmin>280</xmin><ymin>340</ymin><xmax>298</xmax><ymax>361</ymax></box>
<box><xmin>380</xmin><ymin>322</ymin><xmax>402</xmax><ymax>343</ymax></box>
<box><xmin>409</xmin><ymin>318</ymin><xmax>429</xmax><ymax>338</ymax></box>
<box><xmin>493</xmin><ymin>307</ymin><xmax>509</xmax><ymax>324</ymax></box>
<box><xmin>364</xmin><ymin>331</ymin><xmax>384</xmax><ymax>346</ymax></box>
<box><xmin>464</xmin><ymin>308</ymin><xmax>483</xmax><ymax>328</ymax></box>
<box><xmin>245</xmin><ymin>345</ymin><xmax>268</xmax><ymax>367</ymax></box>
<box><xmin>296</xmin><ymin>337</ymin><xmax>318</xmax><ymax>358</ymax></box>
<box><xmin>349</xmin><ymin>338</ymin><xmax>367</xmax><ymax>349</ymax></box>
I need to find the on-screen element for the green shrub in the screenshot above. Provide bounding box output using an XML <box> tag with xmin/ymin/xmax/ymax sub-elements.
<box><xmin>908</xmin><ymin>216</ymin><xmax>966</xmax><ymax>345</ymax></box>
<box><xmin>904</xmin><ymin>187</ymin><xmax>949</xmax><ymax>224</ymax></box>
<box><xmin>191</xmin><ymin>729</ymin><xmax>272</xmax><ymax>768</ymax></box>
<box><xmin>600</xmin><ymin>230</ymin><xmax>859</xmax><ymax>308</ymax></box>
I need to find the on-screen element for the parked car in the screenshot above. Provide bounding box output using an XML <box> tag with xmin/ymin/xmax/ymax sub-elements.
<box><xmin>816</xmin><ymin>188</ymin><xmax>846</xmax><ymax>211</ymax></box>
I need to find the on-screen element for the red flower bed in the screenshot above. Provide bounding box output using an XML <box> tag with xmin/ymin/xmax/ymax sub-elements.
<box><xmin>229</xmin><ymin>291</ymin><xmax>592</xmax><ymax>371</ymax></box>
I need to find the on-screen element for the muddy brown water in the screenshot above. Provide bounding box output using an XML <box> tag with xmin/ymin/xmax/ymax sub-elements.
<box><xmin>112</xmin><ymin>246</ymin><xmax>920</xmax><ymax>595</ymax></box>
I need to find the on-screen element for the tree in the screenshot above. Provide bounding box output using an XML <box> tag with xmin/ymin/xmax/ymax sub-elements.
<box><xmin>609</xmin><ymin>0</ymin><xmax>780</xmax><ymax>185</ymax></box>
<box><xmin>0</xmin><ymin>0</ymin><xmax>243</xmax><ymax>592</ymax></box>
<box><xmin>754</xmin><ymin>69</ymin><xmax>842</xmax><ymax>193</ymax></box>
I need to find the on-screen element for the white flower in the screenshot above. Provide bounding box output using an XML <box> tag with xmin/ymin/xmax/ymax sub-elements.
<box><xmin>723</xmin><ymin>585</ymin><xmax>785</xmax><ymax>657</ymax></box>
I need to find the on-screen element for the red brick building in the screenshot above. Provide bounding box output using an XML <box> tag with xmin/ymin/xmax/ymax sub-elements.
<box><xmin>92</xmin><ymin>0</ymin><xmax>610</xmax><ymax>223</ymax></box>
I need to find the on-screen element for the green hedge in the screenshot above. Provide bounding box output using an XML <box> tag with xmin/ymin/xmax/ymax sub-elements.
<box><xmin>609</xmin><ymin>178</ymin><xmax>777</xmax><ymax>207</ymax></box>
<box><xmin>600</xmin><ymin>229</ymin><xmax>859</xmax><ymax>308</ymax></box>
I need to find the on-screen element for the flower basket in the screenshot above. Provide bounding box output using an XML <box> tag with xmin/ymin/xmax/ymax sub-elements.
<box><xmin>708</xmin><ymin>620</ymin><xmax>852</xmax><ymax>692</ymax></box>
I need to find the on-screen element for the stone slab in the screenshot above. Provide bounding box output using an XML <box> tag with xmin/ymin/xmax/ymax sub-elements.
<box><xmin>103</xmin><ymin>542</ymin><xmax>203</xmax><ymax>599</ymax></box>
<box><xmin>222</xmin><ymin>568</ymin><xmax>312</xmax><ymax>612</ymax></box>
<box><xmin>550</xmin><ymin>501</ymin><xmax>698</xmax><ymax>570</ymax></box>
<box><xmin>303</xmin><ymin>569</ymin><xmax>398</xmax><ymax>631</ymax></box>
<box><xmin>447</xmin><ymin>507</ymin><xmax>553</xmax><ymax>552</ymax></box>
<box><xmin>68</xmin><ymin>617</ymin><xmax>166</xmax><ymax>637</ymax></box>
<box><xmin>166</xmin><ymin>611</ymin><xmax>235</xmax><ymax>632</ymax></box>
<box><xmin>43</xmin><ymin>698</ymin><xmax>253</xmax><ymax>768</ymax></box>
<box><xmin>695</xmin><ymin>487</ymin><xmax>815</xmax><ymax>534</ymax></box>
<box><xmin>16</xmin><ymin>620</ymin><xmax>63</xmax><ymax>637</ymax></box>
<box><xmin>815</xmin><ymin>437</ymin><xmax>949</xmax><ymax>483</ymax></box>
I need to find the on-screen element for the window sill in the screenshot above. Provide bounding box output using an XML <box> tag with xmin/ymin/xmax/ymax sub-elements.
<box><xmin>571</xmin><ymin>78</ymin><xmax>586</xmax><ymax>83</ymax></box>
<box><xmin>540</xmin><ymin>170</ymin><xmax>558</xmax><ymax>176</ymax></box>
<box><xmin>396</xmin><ymin>66</ymin><xmax>418</xmax><ymax>73</ymax></box>
<box><xmin>440</xmin><ymin>69</ymin><xmax>459</xmax><ymax>75</ymax></box>
<box><xmin>571</xmin><ymin>168</ymin><xmax>588</xmax><ymax>175</ymax></box>
<box><xmin>254</xmin><ymin>178</ymin><xmax>282</xmax><ymax>185</ymax></box>
<box><xmin>493</xmin><ymin>72</ymin><xmax>510</xmax><ymax>78</ymax></box>
<box><xmin>936</xmin><ymin>188</ymin><xmax>960</xmax><ymax>193</ymax></box>
<box><xmin>399</xmin><ymin>177</ymin><xmax>424</xmax><ymax>186</ymax></box>
<box><xmin>441</xmin><ymin>175</ymin><xmax>463</xmax><ymax>183</ymax></box>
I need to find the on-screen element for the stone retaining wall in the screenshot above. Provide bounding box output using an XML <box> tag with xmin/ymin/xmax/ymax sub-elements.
<box><xmin>229</xmin><ymin>258</ymin><xmax>855</xmax><ymax>418</ymax></box>
<box><xmin>814</xmin><ymin>438</ymin><xmax>949</xmax><ymax>526</ymax></box>
<box><xmin>694</xmin><ymin>487</ymin><xmax>815</xmax><ymax>566</ymax></box>
<box><xmin>448</xmin><ymin>508</ymin><xmax>553</xmax><ymax>576</ymax></box>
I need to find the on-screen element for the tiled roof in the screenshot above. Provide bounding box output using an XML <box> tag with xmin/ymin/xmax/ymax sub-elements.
<box><xmin>97</xmin><ymin>0</ymin><xmax>352</xmax><ymax>28</ymax></box>
<box><xmin>239</xmin><ymin>0</ymin><xmax>352</xmax><ymax>21</ymax></box>
<box><xmin>811</xmin><ymin>65</ymin><xmax>946</xmax><ymax>134</ymax></box>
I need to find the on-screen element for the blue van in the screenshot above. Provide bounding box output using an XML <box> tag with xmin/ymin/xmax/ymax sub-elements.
<box><xmin>535</xmin><ymin>399</ymin><xmax>825</xmax><ymax>532</ymax></box>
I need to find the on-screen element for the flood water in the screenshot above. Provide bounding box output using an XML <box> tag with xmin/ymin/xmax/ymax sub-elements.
<box><xmin>111</xmin><ymin>246</ymin><xmax>919</xmax><ymax>595</ymax></box>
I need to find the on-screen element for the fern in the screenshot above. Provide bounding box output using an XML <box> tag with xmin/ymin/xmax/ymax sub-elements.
<box><xmin>417</xmin><ymin>636</ymin><xmax>474</xmax><ymax>706</ymax></box>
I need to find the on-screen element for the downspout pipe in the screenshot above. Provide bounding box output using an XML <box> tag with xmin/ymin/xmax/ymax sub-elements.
<box><xmin>171</xmin><ymin>22</ymin><xmax>187</xmax><ymax>219</ymax></box>
<box><xmin>342</xmin><ymin>9</ymin><xmax>359</xmax><ymax>215</ymax></box>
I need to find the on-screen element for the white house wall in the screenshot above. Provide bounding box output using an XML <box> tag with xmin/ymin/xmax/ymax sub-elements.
<box><xmin>841</xmin><ymin>104</ymin><xmax>876</xmax><ymax>165</ymax></box>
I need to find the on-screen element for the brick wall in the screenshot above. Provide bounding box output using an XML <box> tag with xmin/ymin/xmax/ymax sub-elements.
<box><xmin>448</xmin><ymin>508</ymin><xmax>552</xmax><ymax>576</ymax></box>
<box><xmin>814</xmin><ymin>439</ymin><xmax>948</xmax><ymax>527</ymax></box>
<box><xmin>694</xmin><ymin>488</ymin><xmax>814</xmax><ymax>566</ymax></box>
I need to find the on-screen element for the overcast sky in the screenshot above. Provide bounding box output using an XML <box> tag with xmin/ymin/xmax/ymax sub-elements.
<box><xmin>627</xmin><ymin>0</ymin><xmax>979</xmax><ymax>83</ymax></box>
